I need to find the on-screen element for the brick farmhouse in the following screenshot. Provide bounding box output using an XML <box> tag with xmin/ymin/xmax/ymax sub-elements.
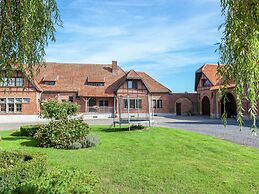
<box><xmin>195</xmin><ymin>64</ymin><xmax>259</xmax><ymax>118</ymax></box>
<box><xmin>0</xmin><ymin>61</ymin><xmax>257</xmax><ymax>118</ymax></box>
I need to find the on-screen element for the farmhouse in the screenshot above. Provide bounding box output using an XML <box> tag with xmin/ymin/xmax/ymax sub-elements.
<box><xmin>0</xmin><ymin>61</ymin><xmax>257</xmax><ymax>118</ymax></box>
<box><xmin>1</xmin><ymin>61</ymin><xmax>195</xmax><ymax>118</ymax></box>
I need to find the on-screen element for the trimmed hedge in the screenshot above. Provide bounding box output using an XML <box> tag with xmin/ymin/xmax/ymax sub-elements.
<box><xmin>34</xmin><ymin>119</ymin><xmax>90</xmax><ymax>149</ymax></box>
<box><xmin>0</xmin><ymin>150</ymin><xmax>47</xmax><ymax>193</ymax></box>
<box><xmin>20</xmin><ymin>124</ymin><xmax>43</xmax><ymax>137</ymax></box>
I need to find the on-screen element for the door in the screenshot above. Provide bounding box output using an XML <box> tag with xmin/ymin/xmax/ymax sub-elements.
<box><xmin>202</xmin><ymin>96</ymin><xmax>210</xmax><ymax>116</ymax></box>
<box><xmin>176</xmin><ymin>103</ymin><xmax>181</xmax><ymax>116</ymax></box>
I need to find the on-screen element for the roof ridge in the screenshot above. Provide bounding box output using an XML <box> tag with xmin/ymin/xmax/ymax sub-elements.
<box><xmin>45</xmin><ymin>62</ymin><xmax>112</xmax><ymax>66</ymax></box>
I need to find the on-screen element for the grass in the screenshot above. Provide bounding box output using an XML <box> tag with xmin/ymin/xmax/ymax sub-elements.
<box><xmin>1</xmin><ymin>126</ymin><xmax>259</xmax><ymax>193</ymax></box>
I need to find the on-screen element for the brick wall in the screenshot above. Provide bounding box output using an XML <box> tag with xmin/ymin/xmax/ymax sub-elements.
<box><xmin>170</xmin><ymin>93</ymin><xmax>199</xmax><ymax>115</ymax></box>
<box><xmin>0</xmin><ymin>90</ymin><xmax>40</xmax><ymax>115</ymax></box>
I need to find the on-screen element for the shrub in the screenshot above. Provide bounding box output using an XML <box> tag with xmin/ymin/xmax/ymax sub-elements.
<box><xmin>41</xmin><ymin>100</ymin><xmax>80</xmax><ymax>120</ymax></box>
<box><xmin>20</xmin><ymin>168</ymin><xmax>98</xmax><ymax>194</ymax></box>
<box><xmin>20</xmin><ymin>124</ymin><xmax>43</xmax><ymax>136</ymax></box>
<box><xmin>34</xmin><ymin>119</ymin><xmax>90</xmax><ymax>149</ymax></box>
<box><xmin>68</xmin><ymin>142</ymin><xmax>82</xmax><ymax>150</ymax></box>
<box><xmin>0</xmin><ymin>150</ymin><xmax>47</xmax><ymax>193</ymax></box>
<box><xmin>80</xmin><ymin>135</ymin><xmax>100</xmax><ymax>148</ymax></box>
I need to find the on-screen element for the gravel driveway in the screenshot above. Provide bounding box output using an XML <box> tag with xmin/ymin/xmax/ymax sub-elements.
<box><xmin>156</xmin><ymin>116</ymin><xmax>259</xmax><ymax>148</ymax></box>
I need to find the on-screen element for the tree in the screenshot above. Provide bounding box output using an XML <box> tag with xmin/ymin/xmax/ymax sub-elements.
<box><xmin>41</xmin><ymin>100</ymin><xmax>80</xmax><ymax>120</ymax></box>
<box><xmin>218</xmin><ymin>0</ymin><xmax>259</xmax><ymax>132</ymax></box>
<box><xmin>0</xmin><ymin>0</ymin><xmax>61</xmax><ymax>80</ymax></box>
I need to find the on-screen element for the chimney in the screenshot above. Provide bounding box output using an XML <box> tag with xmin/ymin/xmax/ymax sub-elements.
<box><xmin>112</xmin><ymin>61</ymin><xmax>118</xmax><ymax>72</ymax></box>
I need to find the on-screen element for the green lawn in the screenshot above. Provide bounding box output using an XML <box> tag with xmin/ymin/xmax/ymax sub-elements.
<box><xmin>1</xmin><ymin>126</ymin><xmax>259</xmax><ymax>194</ymax></box>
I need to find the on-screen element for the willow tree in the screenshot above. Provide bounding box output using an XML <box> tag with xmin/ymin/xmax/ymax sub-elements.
<box><xmin>218</xmin><ymin>0</ymin><xmax>259</xmax><ymax>132</ymax></box>
<box><xmin>0</xmin><ymin>0</ymin><xmax>61</xmax><ymax>79</ymax></box>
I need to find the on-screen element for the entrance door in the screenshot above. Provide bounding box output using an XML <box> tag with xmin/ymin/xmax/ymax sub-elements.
<box><xmin>176</xmin><ymin>103</ymin><xmax>181</xmax><ymax>116</ymax></box>
<box><xmin>202</xmin><ymin>96</ymin><xmax>210</xmax><ymax>116</ymax></box>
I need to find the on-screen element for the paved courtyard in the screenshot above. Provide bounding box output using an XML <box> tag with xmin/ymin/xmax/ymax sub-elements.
<box><xmin>0</xmin><ymin>116</ymin><xmax>258</xmax><ymax>148</ymax></box>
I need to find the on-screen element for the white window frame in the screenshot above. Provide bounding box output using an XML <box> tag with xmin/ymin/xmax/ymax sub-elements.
<box><xmin>0</xmin><ymin>97</ymin><xmax>30</xmax><ymax>113</ymax></box>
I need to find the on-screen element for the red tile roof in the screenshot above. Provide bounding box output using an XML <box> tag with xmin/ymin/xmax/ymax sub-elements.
<box><xmin>200</xmin><ymin>64</ymin><xmax>222</xmax><ymax>85</ymax></box>
<box><xmin>35</xmin><ymin>62</ymin><xmax>170</xmax><ymax>96</ymax></box>
<box><xmin>137</xmin><ymin>72</ymin><xmax>171</xmax><ymax>93</ymax></box>
<box><xmin>195</xmin><ymin>64</ymin><xmax>224</xmax><ymax>91</ymax></box>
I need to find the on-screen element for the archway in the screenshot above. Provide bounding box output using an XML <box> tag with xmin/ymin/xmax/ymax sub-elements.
<box><xmin>175</xmin><ymin>97</ymin><xmax>193</xmax><ymax>116</ymax></box>
<box><xmin>202</xmin><ymin>96</ymin><xmax>210</xmax><ymax>116</ymax></box>
<box><xmin>221</xmin><ymin>93</ymin><xmax>237</xmax><ymax>118</ymax></box>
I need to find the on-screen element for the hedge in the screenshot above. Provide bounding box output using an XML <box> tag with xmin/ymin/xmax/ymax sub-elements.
<box><xmin>0</xmin><ymin>150</ymin><xmax>47</xmax><ymax>193</ymax></box>
<box><xmin>20</xmin><ymin>124</ymin><xmax>43</xmax><ymax>137</ymax></box>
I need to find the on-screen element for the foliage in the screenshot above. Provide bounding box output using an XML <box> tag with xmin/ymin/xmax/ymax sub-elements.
<box><xmin>20</xmin><ymin>124</ymin><xmax>43</xmax><ymax>137</ymax></box>
<box><xmin>0</xmin><ymin>150</ymin><xmax>46</xmax><ymax>193</ymax></box>
<box><xmin>68</xmin><ymin>141</ymin><xmax>83</xmax><ymax>150</ymax></box>
<box><xmin>34</xmin><ymin>119</ymin><xmax>90</xmax><ymax>149</ymax></box>
<box><xmin>41</xmin><ymin>100</ymin><xmax>80</xmax><ymax>120</ymax></box>
<box><xmin>0</xmin><ymin>0</ymin><xmax>61</xmax><ymax>80</ymax></box>
<box><xmin>20</xmin><ymin>168</ymin><xmax>98</xmax><ymax>194</ymax></box>
<box><xmin>218</xmin><ymin>0</ymin><xmax>259</xmax><ymax>132</ymax></box>
<box><xmin>2</xmin><ymin>126</ymin><xmax>259</xmax><ymax>193</ymax></box>
<box><xmin>80</xmin><ymin>135</ymin><xmax>100</xmax><ymax>148</ymax></box>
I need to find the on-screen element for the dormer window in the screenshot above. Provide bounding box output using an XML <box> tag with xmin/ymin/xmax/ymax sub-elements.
<box><xmin>202</xmin><ymin>79</ymin><xmax>211</xmax><ymax>87</ymax></box>
<box><xmin>87</xmin><ymin>82</ymin><xmax>104</xmax><ymax>86</ymax></box>
<box><xmin>43</xmin><ymin>81</ymin><xmax>56</xmax><ymax>85</ymax></box>
<box><xmin>128</xmin><ymin>80</ymin><xmax>138</xmax><ymax>89</ymax></box>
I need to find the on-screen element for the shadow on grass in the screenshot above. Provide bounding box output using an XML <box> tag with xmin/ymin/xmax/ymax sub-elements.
<box><xmin>101</xmin><ymin>126</ymin><xmax>148</xmax><ymax>133</ymax></box>
<box><xmin>2</xmin><ymin>136</ymin><xmax>38</xmax><ymax>147</ymax></box>
<box><xmin>2</xmin><ymin>136</ymin><xmax>30</xmax><ymax>141</ymax></box>
<box><xmin>20</xmin><ymin>139</ymin><xmax>38</xmax><ymax>147</ymax></box>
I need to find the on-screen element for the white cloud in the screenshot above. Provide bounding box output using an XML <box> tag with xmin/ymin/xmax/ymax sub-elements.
<box><xmin>47</xmin><ymin>0</ymin><xmax>223</xmax><ymax>88</ymax></box>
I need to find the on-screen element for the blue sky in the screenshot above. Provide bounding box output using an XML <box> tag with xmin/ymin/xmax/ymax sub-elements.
<box><xmin>45</xmin><ymin>0</ymin><xmax>223</xmax><ymax>92</ymax></box>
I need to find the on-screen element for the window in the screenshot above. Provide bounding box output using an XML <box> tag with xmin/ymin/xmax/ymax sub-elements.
<box><xmin>89</xmin><ymin>98</ymin><xmax>96</xmax><ymax>106</ymax></box>
<box><xmin>87</xmin><ymin>82</ymin><xmax>104</xmax><ymax>86</ymax></box>
<box><xmin>124</xmin><ymin>99</ymin><xmax>128</xmax><ymax>108</ymax></box>
<box><xmin>43</xmin><ymin>81</ymin><xmax>56</xmax><ymax>85</ymax></box>
<box><xmin>8</xmin><ymin>98</ymin><xmax>14</xmax><ymax>103</ymax></box>
<box><xmin>0</xmin><ymin>104</ymin><xmax>6</xmax><ymax>112</ymax></box>
<box><xmin>0</xmin><ymin>98</ymin><xmax>6</xmax><ymax>103</ymax></box>
<box><xmin>153</xmin><ymin>99</ymin><xmax>162</xmax><ymax>108</ymax></box>
<box><xmin>23</xmin><ymin>98</ymin><xmax>30</xmax><ymax>103</ymax></box>
<box><xmin>0</xmin><ymin>97</ymin><xmax>30</xmax><ymax>113</ymax></box>
<box><xmin>16</xmin><ymin>104</ymin><xmax>22</xmax><ymax>112</ymax></box>
<box><xmin>124</xmin><ymin>99</ymin><xmax>142</xmax><ymax>109</ymax></box>
<box><xmin>16</xmin><ymin>78</ymin><xmax>24</xmax><ymax>87</ymax></box>
<box><xmin>8</xmin><ymin>78</ymin><xmax>16</xmax><ymax>86</ymax></box>
<box><xmin>69</xmin><ymin>96</ymin><xmax>73</xmax><ymax>102</ymax></box>
<box><xmin>99</xmin><ymin>100</ymin><xmax>108</xmax><ymax>107</ymax></box>
<box><xmin>136</xmin><ymin>99</ymin><xmax>142</xmax><ymax>109</ymax></box>
<box><xmin>152</xmin><ymin>100</ymin><xmax>156</xmax><ymax>108</ymax></box>
<box><xmin>16</xmin><ymin>98</ymin><xmax>22</xmax><ymax>103</ymax></box>
<box><xmin>127</xmin><ymin>80</ymin><xmax>138</xmax><ymax>89</ymax></box>
<box><xmin>202</xmin><ymin>79</ymin><xmax>211</xmax><ymax>87</ymax></box>
<box><xmin>157</xmin><ymin>100</ymin><xmax>162</xmax><ymax>108</ymax></box>
<box><xmin>130</xmin><ymin>99</ymin><xmax>135</xmax><ymax>108</ymax></box>
<box><xmin>8</xmin><ymin>103</ymin><xmax>14</xmax><ymax>112</ymax></box>
<box><xmin>0</xmin><ymin>77</ymin><xmax>24</xmax><ymax>87</ymax></box>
